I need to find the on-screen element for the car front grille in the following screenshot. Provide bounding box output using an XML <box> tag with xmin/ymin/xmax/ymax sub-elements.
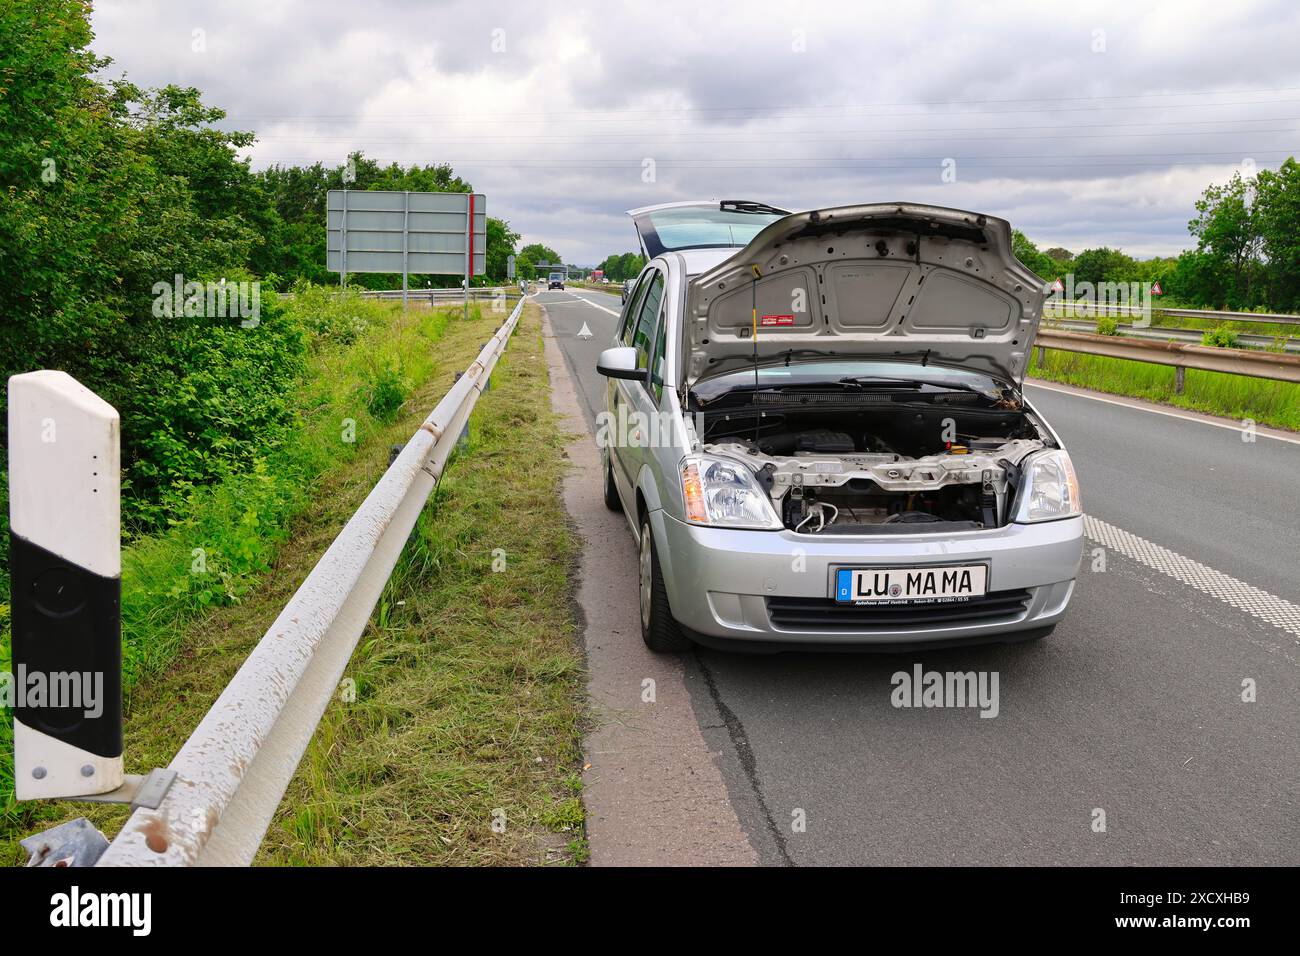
<box><xmin>765</xmin><ymin>589</ymin><xmax>1032</xmax><ymax>631</ymax></box>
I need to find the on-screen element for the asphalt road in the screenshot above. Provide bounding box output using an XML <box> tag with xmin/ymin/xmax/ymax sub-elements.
<box><xmin>541</xmin><ymin>287</ymin><xmax>1300</xmax><ymax>866</ymax></box>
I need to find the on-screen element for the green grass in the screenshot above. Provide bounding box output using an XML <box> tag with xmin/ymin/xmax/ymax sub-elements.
<box><xmin>0</xmin><ymin>293</ymin><xmax>455</xmax><ymax>851</ymax></box>
<box><xmin>256</xmin><ymin>303</ymin><xmax>585</xmax><ymax>865</ymax></box>
<box><xmin>1</xmin><ymin>303</ymin><xmax>586</xmax><ymax>867</ymax></box>
<box><xmin>1028</xmin><ymin>347</ymin><xmax>1300</xmax><ymax>432</ymax></box>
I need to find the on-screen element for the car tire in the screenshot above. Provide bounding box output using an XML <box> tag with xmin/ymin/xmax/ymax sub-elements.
<box><xmin>639</xmin><ymin>517</ymin><xmax>693</xmax><ymax>653</ymax></box>
<box><xmin>603</xmin><ymin>456</ymin><xmax>621</xmax><ymax>512</ymax></box>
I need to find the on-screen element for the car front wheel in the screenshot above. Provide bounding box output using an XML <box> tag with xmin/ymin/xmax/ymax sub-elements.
<box><xmin>603</xmin><ymin>454</ymin><xmax>621</xmax><ymax>512</ymax></box>
<box><xmin>638</xmin><ymin>517</ymin><xmax>693</xmax><ymax>653</ymax></box>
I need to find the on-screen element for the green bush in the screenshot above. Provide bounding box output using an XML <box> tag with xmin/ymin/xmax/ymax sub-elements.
<box><xmin>1096</xmin><ymin>316</ymin><xmax>1121</xmax><ymax>336</ymax></box>
<box><xmin>1201</xmin><ymin>325</ymin><xmax>1239</xmax><ymax>349</ymax></box>
<box><xmin>114</xmin><ymin>292</ymin><xmax>308</xmax><ymax>532</ymax></box>
<box><xmin>360</xmin><ymin>363</ymin><xmax>411</xmax><ymax>423</ymax></box>
<box><xmin>286</xmin><ymin>282</ymin><xmax>375</xmax><ymax>346</ymax></box>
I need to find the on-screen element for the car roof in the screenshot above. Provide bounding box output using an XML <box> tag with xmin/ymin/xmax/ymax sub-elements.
<box><xmin>676</xmin><ymin>247</ymin><xmax>738</xmax><ymax>274</ymax></box>
<box><xmin>626</xmin><ymin>200</ymin><xmax>722</xmax><ymax>216</ymax></box>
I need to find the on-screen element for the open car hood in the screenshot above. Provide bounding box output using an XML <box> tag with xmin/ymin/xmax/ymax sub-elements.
<box><xmin>683</xmin><ymin>203</ymin><xmax>1048</xmax><ymax>389</ymax></box>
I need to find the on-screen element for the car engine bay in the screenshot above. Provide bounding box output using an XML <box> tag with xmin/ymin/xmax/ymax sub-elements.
<box><xmin>696</xmin><ymin>401</ymin><xmax>1052</xmax><ymax>533</ymax></box>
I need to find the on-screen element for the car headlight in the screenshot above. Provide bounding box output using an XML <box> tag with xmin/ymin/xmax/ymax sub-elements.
<box><xmin>1014</xmin><ymin>449</ymin><xmax>1082</xmax><ymax>522</ymax></box>
<box><xmin>681</xmin><ymin>455</ymin><xmax>781</xmax><ymax>529</ymax></box>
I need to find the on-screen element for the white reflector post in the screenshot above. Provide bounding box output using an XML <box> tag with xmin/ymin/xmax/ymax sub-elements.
<box><xmin>8</xmin><ymin>371</ymin><xmax>123</xmax><ymax>799</ymax></box>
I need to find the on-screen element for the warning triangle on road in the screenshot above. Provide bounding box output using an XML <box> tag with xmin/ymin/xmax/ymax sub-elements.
<box><xmin>577</xmin><ymin>322</ymin><xmax>593</xmax><ymax>339</ymax></box>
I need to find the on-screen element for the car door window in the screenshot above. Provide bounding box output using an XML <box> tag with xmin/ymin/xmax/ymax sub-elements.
<box><xmin>619</xmin><ymin>273</ymin><xmax>651</xmax><ymax>346</ymax></box>
<box><xmin>649</xmin><ymin>316</ymin><xmax>667</xmax><ymax>402</ymax></box>
<box><xmin>631</xmin><ymin>272</ymin><xmax>664</xmax><ymax>371</ymax></box>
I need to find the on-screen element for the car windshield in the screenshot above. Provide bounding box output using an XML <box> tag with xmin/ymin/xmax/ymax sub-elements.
<box><xmin>634</xmin><ymin>204</ymin><xmax>787</xmax><ymax>256</ymax></box>
<box><xmin>549</xmin><ymin>273</ymin><xmax>564</xmax><ymax>281</ymax></box>
<box><xmin>691</xmin><ymin>360</ymin><xmax>1008</xmax><ymax>403</ymax></box>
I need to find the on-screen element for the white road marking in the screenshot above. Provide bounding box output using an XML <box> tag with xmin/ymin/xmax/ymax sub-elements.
<box><xmin>1025</xmin><ymin>380</ymin><xmax>1300</xmax><ymax>447</ymax></box>
<box><xmin>1084</xmin><ymin>514</ymin><xmax>1300</xmax><ymax>637</ymax></box>
<box><xmin>561</xmin><ymin>292</ymin><xmax>620</xmax><ymax>316</ymax></box>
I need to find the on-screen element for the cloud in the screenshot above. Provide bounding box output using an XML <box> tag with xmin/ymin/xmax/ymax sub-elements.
<box><xmin>90</xmin><ymin>0</ymin><xmax>1300</xmax><ymax>264</ymax></box>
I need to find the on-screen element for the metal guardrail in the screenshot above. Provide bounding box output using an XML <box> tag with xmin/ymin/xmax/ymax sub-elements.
<box><xmin>1033</xmin><ymin>328</ymin><xmax>1300</xmax><ymax>389</ymax></box>
<box><xmin>1044</xmin><ymin>301</ymin><xmax>1300</xmax><ymax>327</ymax></box>
<box><xmin>356</xmin><ymin>286</ymin><xmax>521</xmax><ymax>301</ymax></box>
<box><xmin>1054</xmin><ymin>319</ymin><xmax>1300</xmax><ymax>353</ymax></box>
<box><xmin>278</xmin><ymin>285</ymin><xmax>535</xmax><ymax>305</ymax></box>
<box><xmin>94</xmin><ymin>297</ymin><xmax>526</xmax><ymax>866</ymax></box>
<box><xmin>1159</xmin><ymin>307</ymin><xmax>1300</xmax><ymax>326</ymax></box>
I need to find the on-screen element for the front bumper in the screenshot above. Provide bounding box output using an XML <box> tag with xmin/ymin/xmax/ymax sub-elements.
<box><xmin>652</xmin><ymin>512</ymin><xmax>1083</xmax><ymax>649</ymax></box>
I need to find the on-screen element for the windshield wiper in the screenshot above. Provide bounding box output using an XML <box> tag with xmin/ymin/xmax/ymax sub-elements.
<box><xmin>719</xmin><ymin>200</ymin><xmax>791</xmax><ymax>216</ymax></box>
<box><xmin>925</xmin><ymin>382</ymin><xmax>993</xmax><ymax>397</ymax></box>
<box><xmin>836</xmin><ymin>376</ymin><xmax>922</xmax><ymax>389</ymax></box>
<box><xmin>929</xmin><ymin>381</ymin><xmax>1021</xmax><ymax>403</ymax></box>
<box><xmin>693</xmin><ymin>378</ymin><xmax>883</xmax><ymax>408</ymax></box>
<box><xmin>839</xmin><ymin>375</ymin><xmax>1007</xmax><ymax>400</ymax></box>
<box><xmin>722</xmin><ymin>379</ymin><xmax>876</xmax><ymax>396</ymax></box>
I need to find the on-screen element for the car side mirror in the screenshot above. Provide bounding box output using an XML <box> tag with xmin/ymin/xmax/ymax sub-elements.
<box><xmin>596</xmin><ymin>346</ymin><xmax>643</xmax><ymax>381</ymax></box>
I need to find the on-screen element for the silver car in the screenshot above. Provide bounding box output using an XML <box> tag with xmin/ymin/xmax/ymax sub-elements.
<box><xmin>597</xmin><ymin>200</ymin><xmax>1083</xmax><ymax>652</ymax></box>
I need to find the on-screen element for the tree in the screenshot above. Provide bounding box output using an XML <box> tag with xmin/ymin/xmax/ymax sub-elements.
<box><xmin>1167</xmin><ymin>249</ymin><xmax>1229</xmax><ymax>307</ymax></box>
<box><xmin>484</xmin><ymin>217</ymin><xmax>520</xmax><ymax>282</ymax></box>
<box><xmin>0</xmin><ymin>1</ymin><xmax>305</xmax><ymax>529</ymax></box>
<box><xmin>1189</xmin><ymin>171</ymin><xmax>1264</xmax><ymax>309</ymax></box>
<box><xmin>1071</xmin><ymin>247</ymin><xmax>1138</xmax><ymax>287</ymax></box>
<box><xmin>595</xmin><ymin>252</ymin><xmax>647</xmax><ymax>281</ymax></box>
<box><xmin>1253</xmin><ymin>158</ymin><xmax>1300</xmax><ymax>311</ymax></box>
<box><xmin>0</xmin><ymin>3</ymin><xmax>271</xmax><ymax>428</ymax></box>
<box><xmin>1</xmin><ymin>0</ymin><xmax>141</xmax><ymax>386</ymax></box>
<box><xmin>1044</xmin><ymin>247</ymin><xmax>1074</xmax><ymax>262</ymax></box>
<box><xmin>617</xmin><ymin>252</ymin><xmax>645</xmax><ymax>280</ymax></box>
<box><xmin>1010</xmin><ymin>231</ymin><xmax>1056</xmax><ymax>281</ymax></box>
<box><xmin>518</xmin><ymin>243</ymin><xmax>562</xmax><ymax>276</ymax></box>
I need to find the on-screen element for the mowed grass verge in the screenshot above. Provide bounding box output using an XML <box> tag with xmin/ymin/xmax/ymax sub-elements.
<box><xmin>2</xmin><ymin>302</ymin><xmax>586</xmax><ymax>866</ymax></box>
<box><xmin>1028</xmin><ymin>347</ymin><xmax>1300</xmax><ymax>431</ymax></box>
<box><xmin>258</xmin><ymin>302</ymin><xmax>586</xmax><ymax>865</ymax></box>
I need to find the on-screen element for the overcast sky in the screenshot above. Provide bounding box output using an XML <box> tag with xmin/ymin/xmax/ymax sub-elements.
<box><xmin>89</xmin><ymin>0</ymin><xmax>1300</xmax><ymax>266</ymax></box>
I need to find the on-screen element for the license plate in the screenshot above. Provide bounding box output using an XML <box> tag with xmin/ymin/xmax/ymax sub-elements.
<box><xmin>834</xmin><ymin>565</ymin><xmax>987</xmax><ymax>604</ymax></box>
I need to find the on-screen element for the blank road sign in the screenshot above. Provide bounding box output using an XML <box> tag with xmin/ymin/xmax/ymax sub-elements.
<box><xmin>326</xmin><ymin>190</ymin><xmax>487</xmax><ymax>276</ymax></box>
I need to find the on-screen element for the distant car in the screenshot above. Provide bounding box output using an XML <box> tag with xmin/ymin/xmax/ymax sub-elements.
<box><xmin>548</xmin><ymin>272</ymin><xmax>566</xmax><ymax>290</ymax></box>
